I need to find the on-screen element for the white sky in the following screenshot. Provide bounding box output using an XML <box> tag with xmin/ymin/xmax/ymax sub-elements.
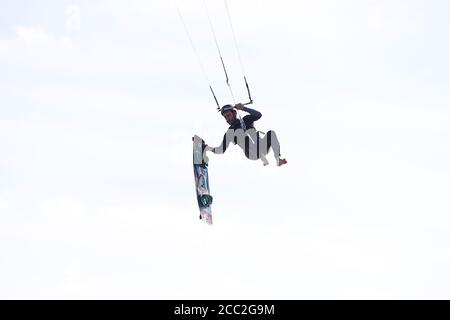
<box><xmin>1</xmin><ymin>0</ymin><xmax>450</xmax><ymax>299</ymax></box>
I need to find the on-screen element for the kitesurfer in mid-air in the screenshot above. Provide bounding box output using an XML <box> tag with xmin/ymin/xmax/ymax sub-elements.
<box><xmin>205</xmin><ymin>103</ymin><xmax>287</xmax><ymax>166</ymax></box>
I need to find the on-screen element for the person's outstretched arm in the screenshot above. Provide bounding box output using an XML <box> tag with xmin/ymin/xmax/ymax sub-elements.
<box><xmin>206</xmin><ymin>132</ymin><xmax>232</xmax><ymax>155</ymax></box>
<box><xmin>206</xmin><ymin>129</ymin><xmax>247</xmax><ymax>154</ymax></box>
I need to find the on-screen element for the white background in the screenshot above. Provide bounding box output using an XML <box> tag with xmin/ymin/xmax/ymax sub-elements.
<box><xmin>1</xmin><ymin>0</ymin><xmax>449</xmax><ymax>299</ymax></box>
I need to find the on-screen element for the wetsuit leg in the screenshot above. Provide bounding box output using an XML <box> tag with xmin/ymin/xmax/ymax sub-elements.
<box><xmin>242</xmin><ymin>130</ymin><xmax>260</xmax><ymax>160</ymax></box>
<box><xmin>260</xmin><ymin>130</ymin><xmax>281</xmax><ymax>161</ymax></box>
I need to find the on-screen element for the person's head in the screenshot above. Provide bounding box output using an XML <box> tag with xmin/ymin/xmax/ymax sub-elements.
<box><xmin>220</xmin><ymin>104</ymin><xmax>236</xmax><ymax>125</ymax></box>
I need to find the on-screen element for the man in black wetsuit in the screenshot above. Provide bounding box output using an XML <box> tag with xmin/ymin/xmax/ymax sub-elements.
<box><xmin>206</xmin><ymin>103</ymin><xmax>287</xmax><ymax>166</ymax></box>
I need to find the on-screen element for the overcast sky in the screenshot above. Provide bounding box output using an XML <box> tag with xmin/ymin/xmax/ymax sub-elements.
<box><xmin>1</xmin><ymin>0</ymin><xmax>450</xmax><ymax>299</ymax></box>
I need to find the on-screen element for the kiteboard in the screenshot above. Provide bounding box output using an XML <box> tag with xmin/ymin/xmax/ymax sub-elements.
<box><xmin>193</xmin><ymin>135</ymin><xmax>213</xmax><ymax>225</ymax></box>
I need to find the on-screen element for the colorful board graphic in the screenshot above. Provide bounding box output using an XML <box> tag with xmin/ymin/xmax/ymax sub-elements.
<box><xmin>193</xmin><ymin>135</ymin><xmax>213</xmax><ymax>225</ymax></box>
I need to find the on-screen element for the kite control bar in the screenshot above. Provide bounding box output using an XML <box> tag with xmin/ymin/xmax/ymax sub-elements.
<box><xmin>210</xmin><ymin>76</ymin><xmax>254</xmax><ymax>110</ymax></box>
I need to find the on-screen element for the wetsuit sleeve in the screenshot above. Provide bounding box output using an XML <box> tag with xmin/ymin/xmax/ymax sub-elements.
<box><xmin>243</xmin><ymin>107</ymin><xmax>262</xmax><ymax>122</ymax></box>
<box><xmin>212</xmin><ymin>132</ymin><xmax>233</xmax><ymax>154</ymax></box>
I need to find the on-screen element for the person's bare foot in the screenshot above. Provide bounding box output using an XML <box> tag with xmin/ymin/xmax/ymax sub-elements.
<box><xmin>277</xmin><ymin>158</ymin><xmax>287</xmax><ymax>166</ymax></box>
